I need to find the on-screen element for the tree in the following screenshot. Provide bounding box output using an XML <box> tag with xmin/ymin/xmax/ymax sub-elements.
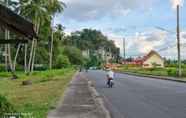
<box><xmin>47</xmin><ymin>0</ymin><xmax>66</xmax><ymax>70</ymax></box>
<box><xmin>17</xmin><ymin>0</ymin><xmax>49</xmax><ymax>73</ymax></box>
<box><xmin>17</xmin><ymin>0</ymin><xmax>65</xmax><ymax>73</ymax></box>
<box><xmin>63</xmin><ymin>46</ymin><xmax>84</xmax><ymax>65</ymax></box>
<box><xmin>55</xmin><ymin>54</ymin><xmax>70</xmax><ymax>68</ymax></box>
<box><xmin>65</xmin><ymin>29</ymin><xmax>119</xmax><ymax>63</ymax></box>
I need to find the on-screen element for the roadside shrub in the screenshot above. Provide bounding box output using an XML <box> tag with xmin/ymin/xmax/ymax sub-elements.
<box><xmin>165</xmin><ymin>63</ymin><xmax>177</xmax><ymax>68</ymax></box>
<box><xmin>182</xmin><ymin>69</ymin><xmax>186</xmax><ymax>77</ymax></box>
<box><xmin>63</xmin><ymin>46</ymin><xmax>84</xmax><ymax>65</ymax></box>
<box><xmin>147</xmin><ymin>68</ymin><xmax>155</xmax><ymax>71</ymax></box>
<box><xmin>15</xmin><ymin>65</ymin><xmax>24</xmax><ymax>71</ymax></box>
<box><xmin>0</xmin><ymin>72</ymin><xmax>11</xmax><ymax>78</ymax></box>
<box><xmin>182</xmin><ymin>64</ymin><xmax>186</xmax><ymax>68</ymax></box>
<box><xmin>0</xmin><ymin>95</ymin><xmax>15</xmax><ymax>116</ymax></box>
<box><xmin>167</xmin><ymin>69</ymin><xmax>176</xmax><ymax>76</ymax></box>
<box><xmin>56</xmin><ymin>55</ymin><xmax>71</xmax><ymax>68</ymax></box>
<box><xmin>0</xmin><ymin>64</ymin><xmax>5</xmax><ymax>72</ymax></box>
<box><xmin>127</xmin><ymin>64</ymin><xmax>140</xmax><ymax>68</ymax></box>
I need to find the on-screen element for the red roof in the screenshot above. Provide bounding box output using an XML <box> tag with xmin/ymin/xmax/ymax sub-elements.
<box><xmin>124</xmin><ymin>50</ymin><xmax>163</xmax><ymax>65</ymax></box>
<box><xmin>143</xmin><ymin>50</ymin><xmax>163</xmax><ymax>62</ymax></box>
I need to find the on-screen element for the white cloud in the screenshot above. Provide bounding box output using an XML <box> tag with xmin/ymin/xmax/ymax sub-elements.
<box><xmin>181</xmin><ymin>32</ymin><xmax>186</xmax><ymax>43</ymax></box>
<box><xmin>61</xmin><ymin>0</ymin><xmax>155</xmax><ymax>21</ymax></box>
<box><xmin>156</xmin><ymin>31</ymin><xmax>186</xmax><ymax>59</ymax></box>
<box><xmin>170</xmin><ymin>0</ymin><xmax>184</xmax><ymax>9</ymax></box>
<box><xmin>102</xmin><ymin>28</ymin><xmax>167</xmax><ymax>56</ymax></box>
<box><xmin>127</xmin><ymin>29</ymin><xmax>167</xmax><ymax>54</ymax></box>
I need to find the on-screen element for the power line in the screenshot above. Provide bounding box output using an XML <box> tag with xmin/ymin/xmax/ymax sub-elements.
<box><xmin>157</xmin><ymin>43</ymin><xmax>186</xmax><ymax>52</ymax></box>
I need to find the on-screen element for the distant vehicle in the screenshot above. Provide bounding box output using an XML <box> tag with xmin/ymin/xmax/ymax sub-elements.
<box><xmin>89</xmin><ymin>67</ymin><xmax>97</xmax><ymax>70</ymax></box>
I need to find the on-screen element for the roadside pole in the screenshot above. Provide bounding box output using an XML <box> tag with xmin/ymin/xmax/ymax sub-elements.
<box><xmin>177</xmin><ymin>5</ymin><xmax>182</xmax><ymax>77</ymax></box>
<box><xmin>123</xmin><ymin>38</ymin><xmax>126</xmax><ymax>64</ymax></box>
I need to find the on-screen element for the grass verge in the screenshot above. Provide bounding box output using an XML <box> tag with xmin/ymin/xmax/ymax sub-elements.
<box><xmin>0</xmin><ymin>68</ymin><xmax>76</xmax><ymax>118</ymax></box>
<box><xmin>116</xmin><ymin>66</ymin><xmax>186</xmax><ymax>80</ymax></box>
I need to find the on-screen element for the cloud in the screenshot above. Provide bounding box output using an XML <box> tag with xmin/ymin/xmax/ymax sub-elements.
<box><xmin>102</xmin><ymin>28</ymin><xmax>168</xmax><ymax>56</ymax></box>
<box><xmin>181</xmin><ymin>32</ymin><xmax>186</xmax><ymax>42</ymax></box>
<box><xmin>155</xmin><ymin>31</ymin><xmax>186</xmax><ymax>59</ymax></box>
<box><xmin>170</xmin><ymin>0</ymin><xmax>184</xmax><ymax>9</ymax></box>
<box><xmin>144</xmin><ymin>30</ymin><xmax>168</xmax><ymax>42</ymax></box>
<box><xmin>61</xmin><ymin>0</ymin><xmax>155</xmax><ymax>21</ymax></box>
<box><xmin>126</xmin><ymin>29</ymin><xmax>167</xmax><ymax>54</ymax></box>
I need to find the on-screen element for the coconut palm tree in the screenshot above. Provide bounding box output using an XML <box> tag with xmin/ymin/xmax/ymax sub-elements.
<box><xmin>47</xmin><ymin>0</ymin><xmax>66</xmax><ymax>70</ymax></box>
<box><xmin>17</xmin><ymin>0</ymin><xmax>51</xmax><ymax>73</ymax></box>
<box><xmin>16</xmin><ymin>0</ymin><xmax>65</xmax><ymax>73</ymax></box>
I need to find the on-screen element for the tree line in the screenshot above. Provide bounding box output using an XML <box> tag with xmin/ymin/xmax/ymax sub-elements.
<box><xmin>0</xmin><ymin>0</ymin><xmax>120</xmax><ymax>73</ymax></box>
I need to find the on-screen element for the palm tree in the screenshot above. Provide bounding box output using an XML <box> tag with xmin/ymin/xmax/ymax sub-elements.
<box><xmin>15</xmin><ymin>0</ymin><xmax>66</xmax><ymax>73</ymax></box>
<box><xmin>47</xmin><ymin>0</ymin><xmax>66</xmax><ymax>70</ymax></box>
<box><xmin>55</xmin><ymin>24</ymin><xmax>65</xmax><ymax>40</ymax></box>
<box><xmin>17</xmin><ymin>0</ymin><xmax>51</xmax><ymax>73</ymax></box>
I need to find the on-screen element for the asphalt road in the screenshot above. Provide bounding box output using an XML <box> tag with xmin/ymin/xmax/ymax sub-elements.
<box><xmin>84</xmin><ymin>70</ymin><xmax>186</xmax><ymax>118</ymax></box>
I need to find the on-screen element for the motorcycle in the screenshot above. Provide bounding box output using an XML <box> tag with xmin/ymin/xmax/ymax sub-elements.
<box><xmin>107</xmin><ymin>78</ymin><xmax>114</xmax><ymax>88</ymax></box>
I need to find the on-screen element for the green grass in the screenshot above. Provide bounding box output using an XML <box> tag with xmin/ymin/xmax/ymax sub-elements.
<box><xmin>0</xmin><ymin>68</ymin><xmax>76</xmax><ymax>118</ymax></box>
<box><xmin>117</xmin><ymin>65</ymin><xmax>186</xmax><ymax>79</ymax></box>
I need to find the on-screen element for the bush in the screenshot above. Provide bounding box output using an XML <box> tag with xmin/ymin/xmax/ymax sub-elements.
<box><xmin>63</xmin><ymin>46</ymin><xmax>84</xmax><ymax>65</ymax></box>
<box><xmin>0</xmin><ymin>64</ymin><xmax>5</xmax><ymax>72</ymax></box>
<box><xmin>167</xmin><ymin>68</ymin><xmax>177</xmax><ymax>76</ymax></box>
<box><xmin>0</xmin><ymin>95</ymin><xmax>15</xmax><ymax>117</ymax></box>
<box><xmin>0</xmin><ymin>64</ymin><xmax>23</xmax><ymax>72</ymax></box>
<box><xmin>55</xmin><ymin>55</ymin><xmax>71</xmax><ymax>68</ymax></box>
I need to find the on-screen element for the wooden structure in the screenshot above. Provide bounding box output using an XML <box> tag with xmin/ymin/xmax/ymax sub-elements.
<box><xmin>0</xmin><ymin>4</ymin><xmax>37</xmax><ymax>73</ymax></box>
<box><xmin>0</xmin><ymin>4</ymin><xmax>37</xmax><ymax>42</ymax></box>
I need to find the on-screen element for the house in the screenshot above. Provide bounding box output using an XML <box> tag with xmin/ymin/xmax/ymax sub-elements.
<box><xmin>142</xmin><ymin>50</ymin><xmax>164</xmax><ymax>68</ymax></box>
<box><xmin>124</xmin><ymin>50</ymin><xmax>165</xmax><ymax>68</ymax></box>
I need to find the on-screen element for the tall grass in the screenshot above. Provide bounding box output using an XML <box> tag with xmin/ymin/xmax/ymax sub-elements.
<box><xmin>0</xmin><ymin>68</ymin><xmax>76</xmax><ymax>118</ymax></box>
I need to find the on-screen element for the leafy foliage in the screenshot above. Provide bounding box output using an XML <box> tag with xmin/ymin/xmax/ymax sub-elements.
<box><xmin>0</xmin><ymin>95</ymin><xmax>15</xmax><ymax>117</ymax></box>
<box><xmin>55</xmin><ymin>54</ymin><xmax>70</xmax><ymax>68</ymax></box>
<box><xmin>63</xmin><ymin>29</ymin><xmax>120</xmax><ymax>67</ymax></box>
<box><xmin>63</xmin><ymin>46</ymin><xmax>84</xmax><ymax>65</ymax></box>
<box><xmin>0</xmin><ymin>1</ymin><xmax>120</xmax><ymax>71</ymax></box>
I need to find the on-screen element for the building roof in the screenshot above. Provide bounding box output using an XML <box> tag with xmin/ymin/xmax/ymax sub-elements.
<box><xmin>0</xmin><ymin>4</ymin><xmax>37</xmax><ymax>39</ymax></box>
<box><xmin>123</xmin><ymin>50</ymin><xmax>164</xmax><ymax>65</ymax></box>
<box><xmin>143</xmin><ymin>50</ymin><xmax>164</xmax><ymax>62</ymax></box>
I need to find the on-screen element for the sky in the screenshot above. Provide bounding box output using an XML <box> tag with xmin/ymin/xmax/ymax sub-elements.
<box><xmin>55</xmin><ymin>0</ymin><xmax>186</xmax><ymax>59</ymax></box>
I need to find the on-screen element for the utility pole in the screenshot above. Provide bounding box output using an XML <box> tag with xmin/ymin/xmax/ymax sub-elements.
<box><xmin>123</xmin><ymin>38</ymin><xmax>126</xmax><ymax>64</ymax></box>
<box><xmin>177</xmin><ymin>5</ymin><xmax>182</xmax><ymax>77</ymax></box>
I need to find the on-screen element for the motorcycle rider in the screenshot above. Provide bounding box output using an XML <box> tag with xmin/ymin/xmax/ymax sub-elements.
<box><xmin>106</xmin><ymin>68</ymin><xmax>114</xmax><ymax>87</ymax></box>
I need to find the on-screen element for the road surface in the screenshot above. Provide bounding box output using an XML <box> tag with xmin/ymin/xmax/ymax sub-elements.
<box><xmin>84</xmin><ymin>70</ymin><xmax>186</xmax><ymax>118</ymax></box>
